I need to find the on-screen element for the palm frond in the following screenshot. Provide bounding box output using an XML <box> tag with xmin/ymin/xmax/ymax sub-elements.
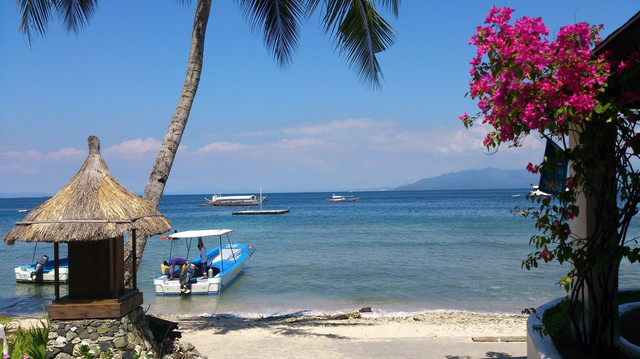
<box><xmin>55</xmin><ymin>0</ymin><xmax>99</xmax><ymax>34</ymax></box>
<box><xmin>238</xmin><ymin>0</ymin><xmax>306</xmax><ymax>67</ymax></box>
<box><xmin>17</xmin><ymin>0</ymin><xmax>52</xmax><ymax>42</ymax></box>
<box><xmin>322</xmin><ymin>0</ymin><xmax>398</xmax><ymax>89</ymax></box>
<box><xmin>16</xmin><ymin>0</ymin><xmax>98</xmax><ymax>43</ymax></box>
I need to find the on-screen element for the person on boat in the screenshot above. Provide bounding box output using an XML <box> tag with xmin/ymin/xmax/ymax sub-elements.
<box><xmin>168</xmin><ymin>257</ymin><xmax>186</xmax><ymax>280</ymax></box>
<box><xmin>198</xmin><ymin>237</ymin><xmax>208</xmax><ymax>279</ymax></box>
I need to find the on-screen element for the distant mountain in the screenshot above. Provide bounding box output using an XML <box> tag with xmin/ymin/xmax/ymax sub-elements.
<box><xmin>0</xmin><ymin>192</ymin><xmax>52</xmax><ymax>199</ymax></box>
<box><xmin>395</xmin><ymin>167</ymin><xmax>538</xmax><ymax>191</ymax></box>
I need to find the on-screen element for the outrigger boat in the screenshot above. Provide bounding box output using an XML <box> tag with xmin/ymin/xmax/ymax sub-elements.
<box><xmin>15</xmin><ymin>254</ymin><xmax>69</xmax><ymax>283</ymax></box>
<box><xmin>154</xmin><ymin>229</ymin><xmax>255</xmax><ymax>295</ymax></box>
<box><xmin>198</xmin><ymin>194</ymin><xmax>267</xmax><ymax>207</ymax></box>
<box><xmin>327</xmin><ymin>193</ymin><xmax>360</xmax><ymax>202</ymax></box>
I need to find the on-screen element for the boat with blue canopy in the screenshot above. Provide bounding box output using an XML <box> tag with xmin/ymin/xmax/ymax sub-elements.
<box><xmin>153</xmin><ymin>229</ymin><xmax>255</xmax><ymax>295</ymax></box>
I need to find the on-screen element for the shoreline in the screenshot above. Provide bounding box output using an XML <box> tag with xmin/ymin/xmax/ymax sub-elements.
<box><xmin>145</xmin><ymin>297</ymin><xmax>538</xmax><ymax>319</ymax></box>
<box><xmin>156</xmin><ymin>307</ymin><xmax>530</xmax><ymax>320</ymax></box>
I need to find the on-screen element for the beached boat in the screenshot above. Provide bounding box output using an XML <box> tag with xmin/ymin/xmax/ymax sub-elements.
<box><xmin>199</xmin><ymin>194</ymin><xmax>266</xmax><ymax>207</ymax></box>
<box><xmin>528</xmin><ymin>185</ymin><xmax>552</xmax><ymax>197</ymax></box>
<box><xmin>327</xmin><ymin>194</ymin><xmax>360</xmax><ymax>202</ymax></box>
<box><xmin>154</xmin><ymin>229</ymin><xmax>255</xmax><ymax>295</ymax></box>
<box><xmin>15</xmin><ymin>255</ymin><xmax>69</xmax><ymax>283</ymax></box>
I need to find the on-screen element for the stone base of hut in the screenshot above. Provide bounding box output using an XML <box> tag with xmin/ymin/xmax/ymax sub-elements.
<box><xmin>46</xmin><ymin>306</ymin><xmax>157</xmax><ymax>358</ymax></box>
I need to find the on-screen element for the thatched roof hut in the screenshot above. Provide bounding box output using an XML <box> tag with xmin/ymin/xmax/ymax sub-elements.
<box><xmin>3</xmin><ymin>136</ymin><xmax>171</xmax><ymax>320</ymax></box>
<box><xmin>3</xmin><ymin>136</ymin><xmax>171</xmax><ymax>244</ymax></box>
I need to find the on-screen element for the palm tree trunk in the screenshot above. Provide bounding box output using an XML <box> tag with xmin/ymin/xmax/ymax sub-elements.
<box><xmin>123</xmin><ymin>0</ymin><xmax>212</xmax><ymax>287</ymax></box>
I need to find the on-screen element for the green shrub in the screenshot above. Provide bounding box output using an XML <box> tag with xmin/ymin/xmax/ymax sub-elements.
<box><xmin>7</xmin><ymin>314</ymin><xmax>49</xmax><ymax>359</ymax></box>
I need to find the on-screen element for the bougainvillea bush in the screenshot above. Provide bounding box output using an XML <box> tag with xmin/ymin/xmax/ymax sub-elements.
<box><xmin>463</xmin><ymin>7</ymin><xmax>640</xmax><ymax>355</ymax></box>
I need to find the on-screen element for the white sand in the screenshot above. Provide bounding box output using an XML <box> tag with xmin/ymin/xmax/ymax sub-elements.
<box><xmin>166</xmin><ymin>311</ymin><xmax>529</xmax><ymax>359</ymax></box>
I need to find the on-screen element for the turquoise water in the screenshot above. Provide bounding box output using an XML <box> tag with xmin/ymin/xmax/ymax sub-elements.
<box><xmin>1</xmin><ymin>190</ymin><xmax>638</xmax><ymax>317</ymax></box>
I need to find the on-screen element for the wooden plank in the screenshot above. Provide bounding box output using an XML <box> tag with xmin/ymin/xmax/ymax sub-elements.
<box><xmin>48</xmin><ymin>291</ymin><xmax>143</xmax><ymax>320</ymax></box>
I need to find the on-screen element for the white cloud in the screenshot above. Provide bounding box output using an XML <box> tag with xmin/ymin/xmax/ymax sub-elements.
<box><xmin>282</xmin><ymin>118</ymin><xmax>396</xmax><ymax>137</ymax></box>
<box><xmin>0</xmin><ymin>147</ymin><xmax>86</xmax><ymax>174</ymax></box>
<box><xmin>49</xmin><ymin>147</ymin><xmax>86</xmax><ymax>160</ymax></box>
<box><xmin>104</xmin><ymin>138</ymin><xmax>162</xmax><ymax>157</ymax></box>
<box><xmin>273</xmin><ymin>138</ymin><xmax>329</xmax><ymax>149</ymax></box>
<box><xmin>197</xmin><ymin>142</ymin><xmax>247</xmax><ymax>153</ymax></box>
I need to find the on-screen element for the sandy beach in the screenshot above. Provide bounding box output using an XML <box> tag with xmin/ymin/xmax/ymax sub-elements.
<box><xmin>166</xmin><ymin>311</ymin><xmax>529</xmax><ymax>359</ymax></box>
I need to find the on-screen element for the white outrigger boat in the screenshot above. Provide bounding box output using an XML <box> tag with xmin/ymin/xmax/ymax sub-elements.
<box><xmin>153</xmin><ymin>229</ymin><xmax>255</xmax><ymax>295</ymax></box>
<box><xmin>327</xmin><ymin>193</ymin><xmax>360</xmax><ymax>202</ymax></box>
<box><xmin>199</xmin><ymin>194</ymin><xmax>267</xmax><ymax>207</ymax></box>
<box><xmin>15</xmin><ymin>254</ymin><xmax>69</xmax><ymax>283</ymax></box>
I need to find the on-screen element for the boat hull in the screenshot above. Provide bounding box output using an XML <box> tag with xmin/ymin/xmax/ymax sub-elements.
<box><xmin>15</xmin><ymin>258</ymin><xmax>69</xmax><ymax>283</ymax></box>
<box><xmin>154</xmin><ymin>243</ymin><xmax>252</xmax><ymax>295</ymax></box>
<box><xmin>212</xmin><ymin>200</ymin><xmax>259</xmax><ymax>206</ymax></box>
<box><xmin>154</xmin><ymin>261</ymin><xmax>245</xmax><ymax>295</ymax></box>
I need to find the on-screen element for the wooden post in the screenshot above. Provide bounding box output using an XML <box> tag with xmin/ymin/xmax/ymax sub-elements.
<box><xmin>54</xmin><ymin>243</ymin><xmax>60</xmax><ymax>300</ymax></box>
<box><xmin>109</xmin><ymin>237</ymin><xmax>117</xmax><ymax>298</ymax></box>
<box><xmin>132</xmin><ymin>229</ymin><xmax>137</xmax><ymax>290</ymax></box>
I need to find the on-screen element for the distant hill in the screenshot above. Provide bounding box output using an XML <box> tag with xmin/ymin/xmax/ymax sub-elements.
<box><xmin>0</xmin><ymin>192</ymin><xmax>52</xmax><ymax>199</ymax></box>
<box><xmin>395</xmin><ymin>167</ymin><xmax>538</xmax><ymax>191</ymax></box>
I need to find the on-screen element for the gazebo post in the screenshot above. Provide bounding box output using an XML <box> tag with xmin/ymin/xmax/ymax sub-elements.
<box><xmin>54</xmin><ymin>242</ymin><xmax>60</xmax><ymax>300</ymax></box>
<box><xmin>132</xmin><ymin>229</ymin><xmax>137</xmax><ymax>290</ymax></box>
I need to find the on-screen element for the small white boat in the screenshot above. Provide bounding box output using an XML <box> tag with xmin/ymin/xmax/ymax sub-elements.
<box><xmin>528</xmin><ymin>185</ymin><xmax>552</xmax><ymax>197</ymax></box>
<box><xmin>15</xmin><ymin>255</ymin><xmax>69</xmax><ymax>283</ymax></box>
<box><xmin>199</xmin><ymin>194</ymin><xmax>267</xmax><ymax>207</ymax></box>
<box><xmin>154</xmin><ymin>229</ymin><xmax>255</xmax><ymax>295</ymax></box>
<box><xmin>327</xmin><ymin>193</ymin><xmax>360</xmax><ymax>202</ymax></box>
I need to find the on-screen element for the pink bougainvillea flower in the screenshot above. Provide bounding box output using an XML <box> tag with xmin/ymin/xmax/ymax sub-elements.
<box><xmin>463</xmin><ymin>7</ymin><xmax>609</xmax><ymax>149</ymax></box>
<box><xmin>539</xmin><ymin>247</ymin><xmax>554</xmax><ymax>262</ymax></box>
<box><xmin>566</xmin><ymin>177</ymin><xmax>574</xmax><ymax>190</ymax></box>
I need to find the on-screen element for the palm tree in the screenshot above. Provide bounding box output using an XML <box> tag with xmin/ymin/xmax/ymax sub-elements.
<box><xmin>17</xmin><ymin>0</ymin><xmax>400</xmax><ymax>285</ymax></box>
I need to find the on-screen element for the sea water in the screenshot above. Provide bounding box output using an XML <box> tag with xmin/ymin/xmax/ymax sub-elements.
<box><xmin>1</xmin><ymin>190</ymin><xmax>638</xmax><ymax>317</ymax></box>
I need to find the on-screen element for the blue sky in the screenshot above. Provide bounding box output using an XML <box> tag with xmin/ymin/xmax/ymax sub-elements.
<box><xmin>1</xmin><ymin>1</ymin><xmax>638</xmax><ymax>195</ymax></box>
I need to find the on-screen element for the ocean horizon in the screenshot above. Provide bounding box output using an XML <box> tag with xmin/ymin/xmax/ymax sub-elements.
<box><xmin>1</xmin><ymin>189</ymin><xmax>638</xmax><ymax>318</ymax></box>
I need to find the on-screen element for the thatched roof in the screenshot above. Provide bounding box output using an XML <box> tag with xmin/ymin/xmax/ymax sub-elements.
<box><xmin>3</xmin><ymin>136</ymin><xmax>171</xmax><ymax>245</ymax></box>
